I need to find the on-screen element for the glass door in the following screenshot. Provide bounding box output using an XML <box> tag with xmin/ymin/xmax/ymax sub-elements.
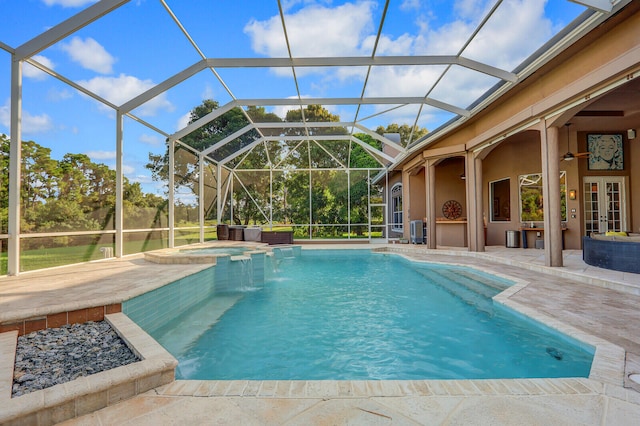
<box><xmin>583</xmin><ymin>177</ymin><xmax>627</xmax><ymax>235</ymax></box>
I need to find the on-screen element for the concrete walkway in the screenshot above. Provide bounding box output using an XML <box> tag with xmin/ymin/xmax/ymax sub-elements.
<box><xmin>2</xmin><ymin>244</ymin><xmax>640</xmax><ymax>425</ymax></box>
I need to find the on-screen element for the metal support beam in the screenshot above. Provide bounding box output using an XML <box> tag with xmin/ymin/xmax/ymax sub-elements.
<box><xmin>120</xmin><ymin>60</ymin><xmax>207</xmax><ymax>113</ymax></box>
<box><xmin>168</xmin><ymin>140</ymin><xmax>175</xmax><ymax>248</ymax></box>
<box><xmin>201</xmin><ymin>124</ymin><xmax>254</xmax><ymax>156</ymax></box>
<box><xmin>204</xmin><ymin>56</ymin><xmax>516</xmax><ymax>82</ymax></box>
<box><xmin>349</xmin><ymin>136</ymin><xmax>397</xmax><ymax>164</ymax></box>
<box><xmin>15</xmin><ymin>0</ymin><xmax>130</xmax><ymax>60</ymax></box>
<box><xmin>199</xmin><ymin>154</ymin><xmax>205</xmax><ymax>243</ymax></box>
<box><xmin>216</xmin><ymin>166</ymin><xmax>222</xmax><ymax>223</ymax></box>
<box><xmin>171</xmin><ymin>101</ymin><xmax>238</xmax><ymax>141</ymax></box>
<box><xmin>8</xmin><ymin>58</ymin><xmax>22</xmax><ymax>275</ymax></box>
<box><xmin>115</xmin><ymin>112</ymin><xmax>124</xmax><ymax>257</ymax></box>
<box><xmin>569</xmin><ymin>0</ymin><xmax>613</xmax><ymax>13</ymax></box>
<box><xmin>219</xmin><ymin>138</ymin><xmax>264</xmax><ymax>166</ymax></box>
<box><xmin>238</xmin><ymin>97</ymin><xmax>470</xmax><ymax>117</ymax></box>
<box><xmin>354</xmin><ymin>123</ymin><xmax>407</xmax><ymax>153</ymax></box>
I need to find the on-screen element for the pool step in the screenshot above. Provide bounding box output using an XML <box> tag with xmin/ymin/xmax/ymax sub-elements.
<box><xmin>153</xmin><ymin>294</ymin><xmax>242</xmax><ymax>357</ymax></box>
<box><xmin>430</xmin><ymin>268</ymin><xmax>500</xmax><ymax>298</ymax></box>
<box><xmin>414</xmin><ymin>268</ymin><xmax>495</xmax><ymax>314</ymax></box>
<box><xmin>453</xmin><ymin>269</ymin><xmax>512</xmax><ymax>292</ymax></box>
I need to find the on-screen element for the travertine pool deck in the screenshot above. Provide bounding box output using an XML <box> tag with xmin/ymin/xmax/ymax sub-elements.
<box><xmin>1</xmin><ymin>243</ymin><xmax>640</xmax><ymax>425</ymax></box>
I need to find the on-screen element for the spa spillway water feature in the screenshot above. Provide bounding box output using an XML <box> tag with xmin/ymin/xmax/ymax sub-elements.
<box><xmin>129</xmin><ymin>248</ymin><xmax>594</xmax><ymax>381</ymax></box>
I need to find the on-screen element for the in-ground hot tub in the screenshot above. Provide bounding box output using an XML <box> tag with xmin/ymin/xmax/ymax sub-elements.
<box><xmin>144</xmin><ymin>243</ymin><xmax>269</xmax><ymax>264</ymax></box>
<box><xmin>583</xmin><ymin>235</ymin><xmax>640</xmax><ymax>274</ymax></box>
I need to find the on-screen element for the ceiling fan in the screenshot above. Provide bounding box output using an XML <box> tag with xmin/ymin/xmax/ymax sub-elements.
<box><xmin>561</xmin><ymin>123</ymin><xmax>590</xmax><ymax>161</ymax></box>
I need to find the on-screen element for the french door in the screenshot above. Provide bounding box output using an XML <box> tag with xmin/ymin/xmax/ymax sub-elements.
<box><xmin>583</xmin><ymin>176</ymin><xmax>628</xmax><ymax>235</ymax></box>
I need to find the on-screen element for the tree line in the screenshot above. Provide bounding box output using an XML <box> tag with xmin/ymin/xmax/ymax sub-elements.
<box><xmin>0</xmin><ymin>100</ymin><xmax>428</xmax><ymax>244</ymax></box>
<box><xmin>0</xmin><ymin>134</ymin><xmax>165</xmax><ymax>240</ymax></box>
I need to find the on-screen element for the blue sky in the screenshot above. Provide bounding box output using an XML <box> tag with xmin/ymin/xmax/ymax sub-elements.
<box><xmin>0</xmin><ymin>0</ymin><xmax>588</xmax><ymax>194</ymax></box>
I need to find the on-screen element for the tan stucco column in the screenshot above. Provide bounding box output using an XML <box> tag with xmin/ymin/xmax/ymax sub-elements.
<box><xmin>541</xmin><ymin>124</ymin><xmax>563</xmax><ymax>267</ymax></box>
<box><xmin>466</xmin><ymin>153</ymin><xmax>485</xmax><ymax>252</ymax></box>
<box><xmin>425</xmin><ymin>159</ymin><xmax>437</xmax><ymax>249</ymax></box>
<box><xmin>401</xmin><ymin>170</ymin><xmax>411</xmax><ymax>240</ymax></box>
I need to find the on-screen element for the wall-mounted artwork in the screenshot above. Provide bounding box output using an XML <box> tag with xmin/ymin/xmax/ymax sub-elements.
<box><xmin>587</xmin><ymin>134</ymin><xmax>623</xmax><ymax>170</ymax></box>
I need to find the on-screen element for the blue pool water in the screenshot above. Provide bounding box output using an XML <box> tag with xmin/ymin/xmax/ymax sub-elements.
<box><xmin>166</xmin><ymin>250</ymin><xmax>593</xmax><ymax>380</ymax></box>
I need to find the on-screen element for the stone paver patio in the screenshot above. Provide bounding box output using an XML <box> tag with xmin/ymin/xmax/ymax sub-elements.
<box><xmin>1</xmin><ymin>243</ymin><xmax>639</xmax><ymax>425</ymax></box>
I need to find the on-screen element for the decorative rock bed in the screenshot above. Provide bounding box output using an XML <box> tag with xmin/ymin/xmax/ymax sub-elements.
<box><xmin>12</xmin><ymin>321</ymin><xmax>139</xmax><ymax>397</ymax></box>
<box><xmin>1</xmin><ymin>313</ymin><xmax>178</xmax><ymax>425</ymax></box>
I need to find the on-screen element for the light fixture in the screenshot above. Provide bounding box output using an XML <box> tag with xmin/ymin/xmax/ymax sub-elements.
<box><xmin>568</xmin><ymin>189</ymin><xmax>576</xmax><ymax>200</ymax></box>
<box><xmin>562</xmin><ymin>123</ymin><xmax>575</xmax><ymax>161</ymax></box>
<box><xmin>628</xmin><ymin>129</ymin><xmax>636</xmax><ymax>140</ymax></box>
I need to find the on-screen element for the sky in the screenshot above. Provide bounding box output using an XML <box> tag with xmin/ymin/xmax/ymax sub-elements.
<box><xmin>0</xmin><ymin>0</ymin><xmax>589</xmax><ymax>195</ymax></box>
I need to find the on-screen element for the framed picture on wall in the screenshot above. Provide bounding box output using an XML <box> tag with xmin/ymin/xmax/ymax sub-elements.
<box><xmin>587</xmin><ymin>134</ymin><xmax>623</xmax><ymax>170</ymax></box>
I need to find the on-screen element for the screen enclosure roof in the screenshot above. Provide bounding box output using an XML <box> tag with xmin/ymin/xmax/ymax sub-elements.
<box><xmin>0</xmin><ymin>0</ymin><xmax>628</xmax><ymax>169</ymax></box>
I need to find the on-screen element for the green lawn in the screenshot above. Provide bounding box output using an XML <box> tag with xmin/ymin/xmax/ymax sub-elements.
<box><xmin>0</xmin><ymin>227</ymin><xmax>383</xmax><ymax>274</ymax></box>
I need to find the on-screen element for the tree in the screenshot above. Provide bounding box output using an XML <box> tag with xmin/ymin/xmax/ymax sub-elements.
<box><xmin>375</xmin><ymin>123</ymin><xmax>428</xmax><ymax>146</ymax></box>
<box><xmin>147</xmin><ymin>100</ymin><xmax>284</xmax><ymax>224</ymax></box>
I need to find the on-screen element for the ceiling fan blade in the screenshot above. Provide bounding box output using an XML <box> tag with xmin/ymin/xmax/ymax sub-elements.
<box><xmin>560</xmin><ymin>151</ymin><xmax>591</xmax><ymax>161</ymax></box>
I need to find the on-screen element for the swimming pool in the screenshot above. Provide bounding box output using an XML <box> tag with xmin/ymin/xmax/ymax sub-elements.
<box><xmin>127</xmin><ymin>249</ymin><xmax>594</xmax><ymax>380</ymax></box>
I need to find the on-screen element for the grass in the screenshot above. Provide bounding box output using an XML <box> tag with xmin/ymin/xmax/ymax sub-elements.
<box><xmin>0</xmin><ymin>228</ymin><xmax>384</xmax><ymax>274</ymax></box>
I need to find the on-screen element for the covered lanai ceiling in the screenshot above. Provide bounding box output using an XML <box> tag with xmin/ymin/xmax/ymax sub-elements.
<box><xmin>0</xmin><ymin>0</ymin><xmax>628</xmax><ymax>170</ymax></box>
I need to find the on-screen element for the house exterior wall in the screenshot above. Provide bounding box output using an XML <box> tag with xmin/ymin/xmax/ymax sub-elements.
<box><xmin>390</xmin><ymin>3</ymin><xmax>640</xmax><ymax>253</ymax></box>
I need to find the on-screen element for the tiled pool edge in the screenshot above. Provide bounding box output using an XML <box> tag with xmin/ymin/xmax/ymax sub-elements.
<box><xmin>154</xmin><ymin>377</ymin><xmax>607</xmax><ymax>398</ymax></box>
<box><xmin>378</xmin><ymin>246</ymin><xmax>628</xmax><ymax>388</ymax></box>
<box><xmin>374</xmin><ymin>246</ymin><xmax>640</xmax><ymax>296</ymax></box>
<box><xmin>494</xmin><ymin>288</ymin><xmax>626</xmax><ymax>387</ymax></box>
<box><xmin>0</xmin><ymin>313</ymin><xmax>177</xmax><ymax>425</ymax></box>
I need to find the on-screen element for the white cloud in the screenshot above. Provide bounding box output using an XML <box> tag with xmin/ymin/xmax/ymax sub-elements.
<box><xmin>245</xmin><ymin>0</ymin><xmax>556</xmax><ymax>130</ymax></box>
<box><xmin>266</xmin><ymin>95</ymin><xmax>320</xmax><ymax>121</ymax></box>
<box><xmin>0</xmin><ymin>99</ymin><xmax>53</xmax><ymax>134</ymax></box>
<box><xmin>400</xmin><ymin>0</ymin><xmax>421</xmax><ymax>12</ymax></box>
<box><xmin>280</xmin><ymin>0</ymin><xmax>332</xmax><ymax>12</ymax></box>
<box><xmin>245</xmin><ymin>2</ymin><xmax>376</xmax><ymax>58</ymax></box>
<box><xmin>78</xmin><ymin>74</ymin><xmax>174</xmax><ymax>116</ymax></box>
<box><xmin>176</xmin><ymin>111</ymin><xmax>191</xmax><ymax>132</ymax></box>
<box><xmin>24</xmin><ymin>112</ymin><xmax>54</xmax><ymax>134</ymax></box>
<box><xmin>60</xmin><ymin>36</ymin><xmax>115</xmax><ymax>74</ymax></box>
<box><xmin>461</xmin><ymin>0</ymin><xmax>552</xmax><ymax>70</ymax></box>
<box><xmin>130</xmin><ymin>174</ymin><xmax>155</xmax><ymax>185</ymax></box>
<box><xmin>454</xmin><ymin>0</ymin><xmax>491</xmax><ymax>20</ymax></box>
<box><xmin>201</xmin><ymin>84</ymin><xmax>216</xmax><ymax>101</ymax></box>
<box><xmin>365</xmin><ymin>66</ymin><xmax>445</xmax><ymax>98</ymax></box>
<box><xmin>85</xmin><ymin>150</ymin><xmax>115</xmax><ymax>160</ymax></box>
<box><xmin>122</xmin><ymin>164</ymin><xmax>136</xmax><ymax>175</ymax></box>
<box><xmin>23</xmin><ymin>55</ymin><xmax>55</xmax><ymax>80</ymax></box>
<box><xmin>47</xmin><ymin>87</ymin><xmax>74</xmax><ymax>102</ymax></box>
<box><xmin>42</xmin><ymin>0</ymin><xmax>98</xmax><ymax>8</ymax></box>
<box><xmin>139</xmin><ymin>133</ymin><xmax>162</xmax><ymax>146</ymax></box>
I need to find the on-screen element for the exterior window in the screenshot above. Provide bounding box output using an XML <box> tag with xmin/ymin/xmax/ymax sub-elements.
<box><xmin>519</xmin><ymin>171</ymin><xmax>566</xmax><ymax>222</ymax></box>
<box><xmin>391</xmin><ymin>183</ymin><xmax>403</xmax><ymax>231</ymax></box>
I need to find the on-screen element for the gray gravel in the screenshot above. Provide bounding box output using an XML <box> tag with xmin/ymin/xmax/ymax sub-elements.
<box><xmin>12</xmin><ymin>321</ymin><xmax>139</xmax><ymax>397</ymax></box>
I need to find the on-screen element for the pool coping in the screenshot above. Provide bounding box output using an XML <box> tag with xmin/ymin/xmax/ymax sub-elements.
<box><xmin>143</xmin><ymin>242</ymin><xmax>271</xmax><ymax>264</ymax></box>
<box><xmin>1</xmin><ymin>245</ymin><xmax>638</xmax><ymax>424</ymax></box>
<box><xmin>376</xmin><ymin>248</ymin><xmax>628</xmax><ymax>386</ymax></box>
